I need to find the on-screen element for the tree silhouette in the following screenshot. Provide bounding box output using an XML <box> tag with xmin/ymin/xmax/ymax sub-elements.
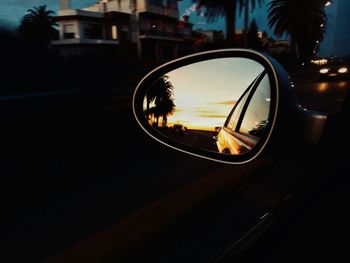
<box><xmin>192</xmin><ymin>0</ymin><xmax>263</xmax><ymax>46</ymax></box>
<box><xmin>146</xmin><ymin>76</ymin><xmax>176</xmax><ymax>127</ymax></box>
<box><xmin>239</xmin><ymin>0</ymin><xmax>264</xmax><ymax>47</ymax></box>
<box><xmin>17</xmin><ymin>5</ymin><xmax>57</xmax><ymax>48</ymax></box>
<box><xmin>268</xmin><ymin>0</ymin><xmax>326</xmax><ymax>64</ymax></box>
<box><xmin>247</xmin><ymin>18</ymin><xmax>263</xmax><ymax>50</ymax></box>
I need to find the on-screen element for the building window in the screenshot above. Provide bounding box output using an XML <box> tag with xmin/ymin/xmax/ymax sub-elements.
<box><xmin>112</xmin><ymin>25</ymin><xmax>118</xmax><ymax>40</ymax></box>
<box><xmin>120</xmin><ymin>25</ymin><xmax>129</xmax><ymax>41</ymax></box>
<box><xmin>63</xmin><ymin>24</ymin><xmax>75</xmax><ymax>39</ymax></box>
<box><xmin>83</xmin><ymin>23</ymin><xmax>103</xmax><ymax>39</ymax></box>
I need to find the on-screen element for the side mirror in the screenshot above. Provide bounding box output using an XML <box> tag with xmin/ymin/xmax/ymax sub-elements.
<box><xmin>133</xmin><ymin>49</ymin><xmax>327</xmax><ymax>164</ymax></box>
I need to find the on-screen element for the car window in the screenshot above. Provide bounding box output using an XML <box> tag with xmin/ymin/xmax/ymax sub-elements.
<box><xmin>225</xmin><ymin>84</ymin><xmax>253</xmax><ymax>131</ymax></box>
<box><xmin>239</xmin><ymin>74</ymin><xmax>271</xmax><ymax>138</ymax></box>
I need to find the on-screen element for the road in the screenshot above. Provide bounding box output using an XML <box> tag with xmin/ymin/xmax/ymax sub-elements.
<box><xmin>1</xmin><ymin>73</ymin><xmax>349</xmax><ymax>262</ymax></box>
<box><xmin>291</xmin><ymin>70</ymin><xmax>350</xmax><ymax>114</ymax></box>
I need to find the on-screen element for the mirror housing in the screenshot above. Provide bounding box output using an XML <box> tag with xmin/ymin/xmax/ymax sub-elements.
<box><xmin>133</xmin><ymin>49</ymin><xmax>326</xmax><ymax>164</ymax></box>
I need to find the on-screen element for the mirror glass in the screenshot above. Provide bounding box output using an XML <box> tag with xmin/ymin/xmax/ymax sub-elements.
<box><xmin>143</xmin><ymin>57</ymin><xmax>272</xmax><ymax>155</ymax></box>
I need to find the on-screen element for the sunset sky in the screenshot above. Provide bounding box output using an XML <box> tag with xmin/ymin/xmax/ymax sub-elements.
<box><xmin>165</xmin><ymin>57</ymin><xmax>265</xmax><ymax>130</ymax></box>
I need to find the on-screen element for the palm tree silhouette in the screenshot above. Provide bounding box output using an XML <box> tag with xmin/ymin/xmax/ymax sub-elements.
<box><xmin>239</xmin><ymin>0</ymin><xmax>264</xmax><ymax>47</ymax></box>
<box><xmin>268</xmin><ymin>0</ymin><xmax>326</xmax><ymax>64</ymax></box>
<box><xmin>247</xmin><ymin>18</ymin><xmax>263</xmax><ymax>50</ymax></box>
<box><xmin>146</xmin><ymin>76</ymin><xmax>176</xmax><ymax>127</ymax></box>
<box><xmin>192</xmin><ymin>0</ymin><xmax>263</xmax><ymax>46</ymax></box>
<box><xmin>17</xmin><ymin>5</ymin><xmax>57</xmax><ymax>48</ymax></box>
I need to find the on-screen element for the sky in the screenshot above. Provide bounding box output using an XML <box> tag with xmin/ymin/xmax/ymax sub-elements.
<box><xmin>0</xmin><ymin>0</ymin><xmax>349</xmax><ymax>56</ymax></box>
<box><xmin>163</xmin><ymin>57</ymin><xmax>265</xmax><ymax>130</ymax></box>
<box><xmin>0</xmin><ymin>0</ymin><xmax>95</xmax><ymax>26</ymax></box>
<box><xmin>179</xmin><ymin>0</ymin><xmax>270</xmax><ymax>35</ymax></box>
<box><xmin>317</xmin><ymin>0</ymin><xmax>350</xmax><ymax>57</ymax></box>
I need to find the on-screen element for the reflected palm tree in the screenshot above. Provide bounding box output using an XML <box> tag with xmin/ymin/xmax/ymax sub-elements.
<box><xmin>146</xmin><ymin>76</ymin><xmax>176</xmax><ymax>127</ymax></box>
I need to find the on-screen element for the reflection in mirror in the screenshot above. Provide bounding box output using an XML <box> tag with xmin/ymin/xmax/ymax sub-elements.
<box><xmin>143</xmin><ymin>57</ymin><xmax>271</xmax><ymax>155</ymax></box>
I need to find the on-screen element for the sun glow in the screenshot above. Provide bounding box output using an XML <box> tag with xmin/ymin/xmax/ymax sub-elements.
<box><xmin>164</xmin><ymin>58</ymin><xmax>264</xmax><ymax>131</ymax></box>
<box><xmin>144</xmin><ymin>57</ymin><xmax>265</xmax><ymax>131</ymax></box>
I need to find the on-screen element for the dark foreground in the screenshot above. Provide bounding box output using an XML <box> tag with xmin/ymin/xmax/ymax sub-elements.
<box><xmin>0</xmin><ymin>73</ymin><xmax>349</xmax><ymax>262</ymax></box>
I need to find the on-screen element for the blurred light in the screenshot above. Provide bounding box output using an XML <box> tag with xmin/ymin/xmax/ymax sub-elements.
<box><xmin>325</xmin><ymin>1</ymin><xmax>332</xmax><ymax>7</ymax></box>
<box><xmin>312</xmin><ymin>59</ymin><xmax>328</xmax><ymax>65</ymax></box>
<box><xmin>260</xmin><ymin>213</ymin><xmax>270</xmax><ymax>220</ymax></box>
<box><xmin>320</xmin><ymin>24</ymin><xmax>324</xmax><ymax>28</ymax></box>
<box><xmin>339</xmin><ymin>81</ymin><xmax>347</xmax><ymax>88</ymax></box>
<box><xmin>320</xmin><ymin>68</ymin><xmax>329</xmax><ymax>74</ymax></box>
<box><xmin>318</xmin><ymin>83</ymin><xmax>329</xmax><ymax>93</ymax></box>
<box><xmin>338</xmin><ymin>67</ymin><xmax>348</xmax><ymax>74</ymax></box>
<box><xmin>298</xmin><ymin>105</ymin><xmax>308</xmax><ymax>111</ymax></box>
<box><xmin>112</xmin><ymin>25</ymin><xmax>118</xmax><ymax>40</ymax></box>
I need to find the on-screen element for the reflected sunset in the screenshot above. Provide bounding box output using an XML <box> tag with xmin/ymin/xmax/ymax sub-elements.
<box><xmin>143</xmin><ymin>56</ymin><xmax>271</xmax><ymax>155</ymax></box>
<box><xmin>164</xmin><ymin>57</ymin><xmax>265</xmax><ymax>130</ymax></box>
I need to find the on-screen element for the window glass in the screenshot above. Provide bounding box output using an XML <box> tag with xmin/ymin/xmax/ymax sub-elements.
<box><xmin>112</xmin><ymin>25</ymin><xmax>118</xmax><ymax>40</ymax></box>
<box><xmin>225</xmin><ymin>88</ymin><xmax>251</xmax><ymax>131</ymax></box>
<box><xmin>121</xmin><ymin>25</ymin><xmax>129</xmax><ymax>41</ymax></box>
<box><xmin>239</xmin><ymin>74</ymin><xmax>271</xmax><ymax>138</ymax></box>
<box><xmin>83</xmin><ymin>23</ymin><xmax>103</xmax><ymax>39</ymax></box>
<box><xmin>63</xmin><ymin>24</ymin><xmax>75</xmax><ymax>39</ymax></box>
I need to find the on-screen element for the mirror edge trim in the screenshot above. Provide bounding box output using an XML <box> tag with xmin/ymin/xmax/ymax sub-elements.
<box><xmin>132</xmin><ymin>49</ymin><xmax>281</xmax><ymax>165</ymax></box>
